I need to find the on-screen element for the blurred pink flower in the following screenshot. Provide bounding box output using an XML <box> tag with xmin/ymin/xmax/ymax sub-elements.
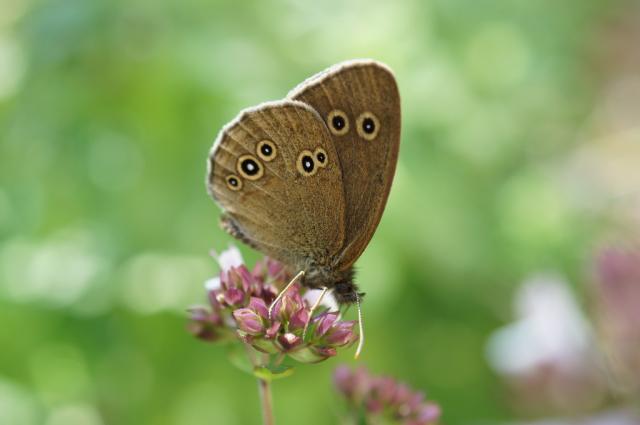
<box><xmin>487</xmin><ymin>256</ymin><xmax>640</xmax><ymax>417</ymax></box>
<box><xmin>595</xmin><ymin>246</ymin><xmax>640</xmax><ymax>325</ymax></box>
<box><xmin>593</xmin><ymin>246</ymin><xmax>640</xmax><ymax>395</ymax></box>
<box><xmin>333</xmin><ymin>365</ymin><xmax>441</xmax><ymax>425</ymax></box>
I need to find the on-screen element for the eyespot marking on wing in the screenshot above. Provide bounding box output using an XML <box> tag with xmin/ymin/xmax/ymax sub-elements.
<box><xmin>314</xmin><ymin>147</ymin><xmax>328</xmax><ymax>168</ymax></box>
<box><xmin>237</xmin><ymin>155</ymin><xmax>264</xmax><ymax>180</ymax></box>
<box><xmin>327</xmin><ymin>109</ymin><xmax>349</xmax><ymax>136</ymax></box>
<box><xmin>256</xmin><ymin>139</ymin><xmax>277</xmax><ymax>162</ymax></box>
<box><xmin>356</xmin><ymin>111</ymin><xmax>380</xmax><ymax>141</ymax></box>
<box><xmin>225</xmin><ymin>174</ymin><xmax>243</xmax><ymax>191</ymax></box>
<box><xmin>296</xmin><ymin>150</ymin><xmax>317</xmax><ymax>176</ymax></box>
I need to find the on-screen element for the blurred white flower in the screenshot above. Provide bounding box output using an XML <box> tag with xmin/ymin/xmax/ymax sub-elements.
<box><xmin>486</xmin><ymin>272</ymin><xmax>593</xmax><ymax>376</ymax></box>
<box><xmin>486</xmin><ymin>272</ymin><xmax>609</xmax><ymax>415</ymax></box>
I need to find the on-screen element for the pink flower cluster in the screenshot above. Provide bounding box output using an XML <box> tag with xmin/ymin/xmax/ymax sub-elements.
<box><xmin>593</xmin><ymin>246</ymin><xmax>640</xmax><ymax>393</ymax></box>
<box><xmin>188</xmin><ymin>255</ymin><xmax>358</xmax><ymax>363</ymax></box>
<box><xmin>334</xmin><ymin>365</ymin><xmax>441</xmax><ymax>425</ymax></box>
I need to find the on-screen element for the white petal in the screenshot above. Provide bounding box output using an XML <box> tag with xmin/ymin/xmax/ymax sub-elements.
<box><xmin>304</xmin><ymin>289</ymin><xmax>339</xmax><ymax>312</ymax></box>
<box><xmin>214</xmin><ymin>245</ymin><xmax>244</xmax><ymax>272</ymax></box>
<box><xmin>204</xmin><ymin>277</ymin><xmax>221</xmax><ymax>291</ymax></box>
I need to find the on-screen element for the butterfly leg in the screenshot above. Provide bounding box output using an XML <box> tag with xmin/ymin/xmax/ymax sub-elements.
<box><xmin>220</xmin><ymin>213</ymin><xmax>260</xmax><ymax>250</ymax></box>
<box><xmin>302</xmin><ymin>287</ymin><xmax>332</xmax><ymax>339</ymax></box>
<box><xmin>268</xmin><ymin>270</ymin><xmax>305</xmax><ymax>320</ymax></box>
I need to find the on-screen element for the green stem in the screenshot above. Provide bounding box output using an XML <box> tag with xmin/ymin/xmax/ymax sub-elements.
<box><xmin>248</xmin><ymin>347</ymin><xmax>275</xmax><ymax>425</ymax></box>
<box><xmin>258</xmin><ymin>377</ymin><xmax>274</xmax><ymax>425</ymax></box>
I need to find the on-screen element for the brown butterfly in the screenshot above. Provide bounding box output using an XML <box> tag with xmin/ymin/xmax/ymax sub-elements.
<box><xmin>206</xmin><ymin>60</ymin><xmax>400</xmax><ymax>353</ymax></box>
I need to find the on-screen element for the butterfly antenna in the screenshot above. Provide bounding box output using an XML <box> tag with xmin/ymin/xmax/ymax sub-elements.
<box><xmin>354</xmin><ymin>292</ymin><xmax>365</xmax><ymax>359</ymax></box>
<box><xmin>268</xmin><ymin>270</ymin><xmax>305</xmax><ymax>320</ymax></box>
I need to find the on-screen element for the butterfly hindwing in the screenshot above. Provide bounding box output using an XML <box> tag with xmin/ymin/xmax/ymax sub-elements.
<box><xmin>288</xmin><ymin>60</ymin><xmax>401</xmax><ymax>269</ymax></box>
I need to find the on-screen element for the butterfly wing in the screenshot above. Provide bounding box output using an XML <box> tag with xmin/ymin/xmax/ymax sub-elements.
<box><xmin>288</xmin><ymin>60</ymin><xmax>401</xmax><ymax>269</ymax></box>
<box><xmin>207</xmin><ymin>100</ymin><xmax>346</xmax><ymax>267</ymax></box>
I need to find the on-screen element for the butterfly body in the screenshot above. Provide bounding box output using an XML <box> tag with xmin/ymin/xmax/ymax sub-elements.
<box><xmin>222</xmin><ymin>210</ymin><xmax>359</xmax><ymax>303</ymax></box>
<box><xmin>207</xmin><ymin>60</ymin><xmax>400</xmax><ymax>305</ymax></box>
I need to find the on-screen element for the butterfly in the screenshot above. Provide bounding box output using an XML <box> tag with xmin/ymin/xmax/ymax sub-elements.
<box><xmin>206</xmin><ymin>60</ymin><xmax>400</xmax><ymax>348</ymax></box>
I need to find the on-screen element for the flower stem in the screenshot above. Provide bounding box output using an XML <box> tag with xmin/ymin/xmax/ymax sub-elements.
<box><xmin>257</xmin><ymin>378</ymin><xmax>274</xmax><ymax>425</ymax></box>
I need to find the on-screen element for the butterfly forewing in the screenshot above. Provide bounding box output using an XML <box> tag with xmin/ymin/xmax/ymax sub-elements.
<box><xmin>288</xmin><ymin>60</ymin><xmax>401</xmax><ymax>269</ymax></box>
<box><xmin>208</xmin><ymin>100</ymin><xmax>346</xmax><ymax>267</ymax></box>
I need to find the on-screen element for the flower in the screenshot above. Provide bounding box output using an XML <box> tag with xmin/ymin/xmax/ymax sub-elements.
<box><xmin>187</xmin><ymin>247</ymin><xmax>358</xmax><ymax>363</ymax></box>
<box><xmin>485</xmin><ymin>273</ymin><xmax>606</xmax><ymax>414</ymax></box>
<box><xmin>593</xmin><ymin>246</ymin><xmax>640</xmax><ymax>395</ymax></box>
<box><xmin>486</xmin><ymin>273</ymin><xmax>594</xmax><ymax>377</ymax></box>
<box><xmin>333</xmin><ymin>365</ymin><xmax>441</xmax><ymax>425</ymax></box>
<box><xmin>594</xmin><ymin>246</ymin><xmax>640</xmax><ymax>326</ymax></box>
<box><xmin>187</xmin><ymin>306</ymin><xmax>226</xmax><ymax>341</ymax></box>
<box><xmin>483</xmin><ymin>248</ymin><xmax>640</xmax><ymax>420</ymax></box>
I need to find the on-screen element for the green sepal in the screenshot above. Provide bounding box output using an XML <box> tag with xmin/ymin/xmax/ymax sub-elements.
<box><xmin>287</xmin><ymin>346</ymin><xmax>326</xmax><ymax>364</ymax></box>
<box><xmin>251</xmin><ymin>339</ymin><xmax>280</xmax><ymax>354</ymax></box>
<box><xmin>253</xmin><ymin>364</ymin><xmax>294</xmax><ymax>382</ymax></box>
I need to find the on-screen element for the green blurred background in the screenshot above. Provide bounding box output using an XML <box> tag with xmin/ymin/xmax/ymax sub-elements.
<box><xmin>1</xmin><ymin>0</ymin><xmax>638</xmax><ymax>423</ymax></box>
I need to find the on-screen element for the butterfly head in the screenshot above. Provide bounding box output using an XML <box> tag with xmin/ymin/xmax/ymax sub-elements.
<box><xmin>301</xmin><ymin>265</ymin><xmax>362</xmax><ymax>305</ymax></box>
<box><xmin>334</xmin><ymin>280</ymin><xmax>364</xmax><ymax>305</ymax></box>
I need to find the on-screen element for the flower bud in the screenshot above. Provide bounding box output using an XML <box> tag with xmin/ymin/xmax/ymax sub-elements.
<box><xmin>233</xmin><ymin>308</ymin><xmax>264</xmax><ymax>335</ymax></box>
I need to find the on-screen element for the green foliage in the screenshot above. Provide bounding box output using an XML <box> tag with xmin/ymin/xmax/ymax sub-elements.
<box><xmin>0</xmin><ymin>0</ymin><xmax>627</xmax><ymax>424</ymax></box>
